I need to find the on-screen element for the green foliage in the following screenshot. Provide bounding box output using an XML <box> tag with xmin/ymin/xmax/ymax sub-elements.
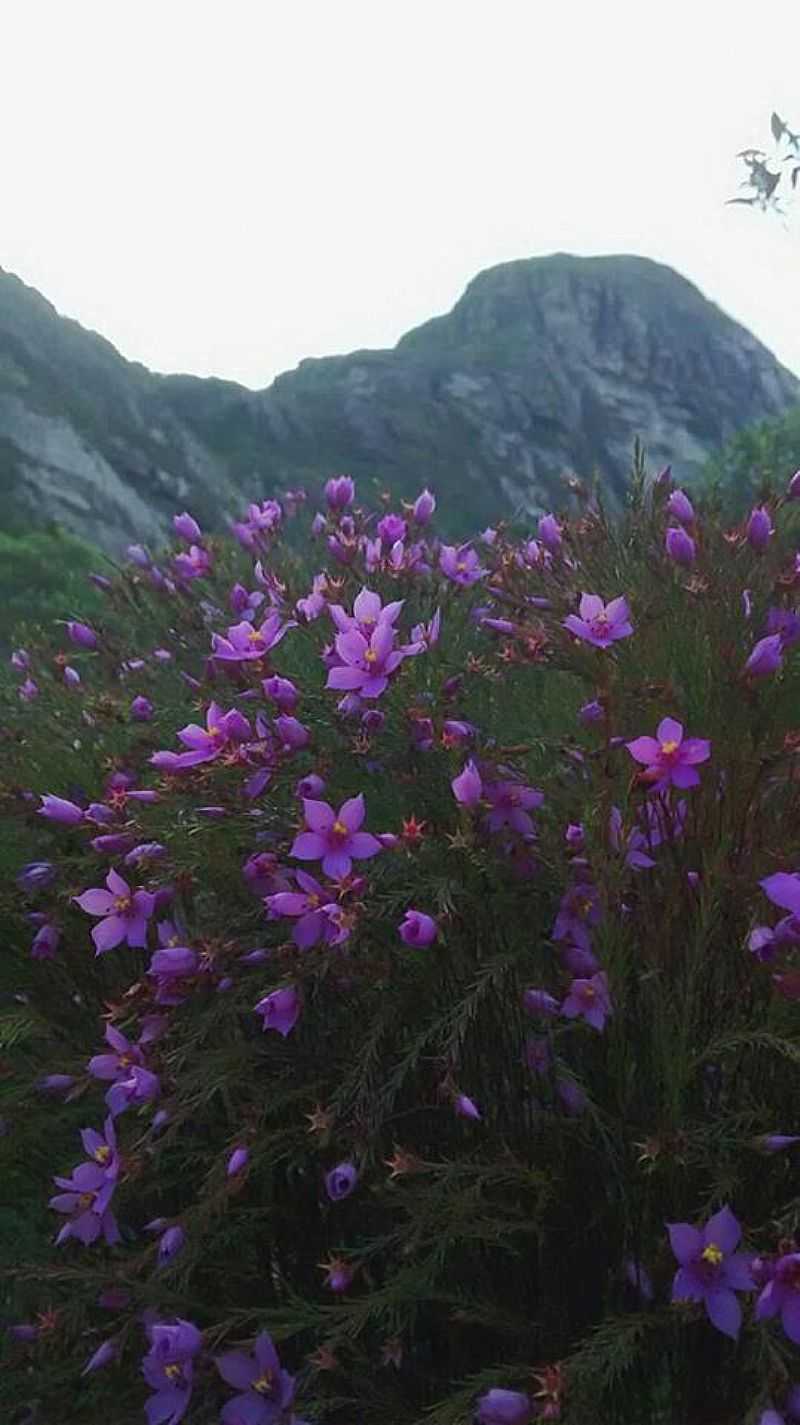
<box><xmin>703</xmin><ymin>405</ymin><xmax>800</xmax><ymax>513</ymax></box>
<box><xmin>3</xmin><ymin>469</ymin><xmax>800</xmax><ymax>1423</ymax></box>
<box><xmin>0</xmin><ymin>525</ymin><xmax>103</xmax><ymax>648</ymax></box>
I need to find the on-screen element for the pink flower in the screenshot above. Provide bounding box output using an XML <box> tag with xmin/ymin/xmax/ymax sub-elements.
<box><xmin>74</xmin><ymin>869</ymin><xmax>155</xmax><ymax>954</ymax></box>
<box><xmin>626</xmin><ymin>717</ymin><xmax>711</xmax><ymax>790</ymax></box>
<box><xmin>564</xmin><ymin>594</ymin><xmax>633</xmax><ymax>649</ymax></box>
<box><xmin>326</xmin><ymin>622</ymin><xmax>409</xmax><ymax>699</ymax></box>
<box><xmin>290</xmin><ymin>795</ymin><xmax>381</xmax><ymax>878</ymax></box>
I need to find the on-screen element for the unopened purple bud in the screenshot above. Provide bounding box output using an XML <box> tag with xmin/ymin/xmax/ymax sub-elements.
<box><xmin>10</xmin><ymin>648</ymin><xmax>30</xmax><ymax>671</ymax></box>
<box><xmin>325</xmin><ymin>1161</ymin><xmax>358</xmax><ymax>1201</ymax></box>
<box><xmin>454</xmin><ymin>1093</ymin><xmax>481</xmax><ymax>1120</ymax></box>
<box><xmin>98</xmin><ymin>1287</ymin><xmax>131</xmax><ymax>1311</ymax></box>
<box><xmin>152</xmin><ymin>647</ymin><xmax>172</xmax><ymax>662</ymax></box>
<box><xmin>82</xmin><ymin>1339</ymin><xmax>116</xmax><ymax>1374</ymax></box>
<box><xmin>667</xmin><ymin>489</ymin><xmax>694</xmax><ymax>525</ymax></box>
<box><xmin>66</xmin><ymin>620</ymin><xmax>98</xmax><ymax>649</ymax></box>
<box><xmin>789</xmin><ymin>469</ymin><xmax>800</xmax><ymax>499</ymax></box>
<box><xmin>578</xmin><ymin>699</ymin><xmax>604</xmax><ymax>725</ymax></box>
<box><xmin>37</xmin><ymin>1074</ymin><xmax>75</xmax><ymax>1095</ymax></box>
<box><xmin>31</xmin><ymin>922</ymin><xmax>60</xmax><ymax>959</ymax></box>
<box><xmin>565</xmin><ymin>822</ymin><xmax>585</xmax><ymax>851</ymax></box>
<box><xmin>665</xmin><ymin>526</ymin><xmax>695</xmax><ymax>567</ymax></box>
<box><xmin>476</xmin><ymin>1388</ymin><xmax>533</xmax><ymax>1424</ymax></box>
<box><xmin>757</xmin><ymin>1134</ymin><xmax>800</xmax><ymax>1153</ymax></box>
<box><xmin>452</xmin><ymin>759</ymin><xmax>482</xmax><ymax>808</ymax></box>
<box><xmin>361</xmin><ymin>709</ymin><xmax>385</xmax><ymax>734</ymax></box>
<box><xmin>523</xmin><ymin>988</ymin><xmax>559</xmax><ymax>1018</ymax></box>
<box><xmin>744</xmin><ymin>634</ymin><xmax>784</xmax><ymax>680</ymax></box>
<box><xmin>295</xmin><ymin>773</ymin><xmax>325</xmax><ymax>799</ymax></box>
<box><xmin>240</xmin><ymin>948</ymin><xmax>269</xmax><ymax>966</ymax></box>
<box><xmin>63</xmin><ymin>665</ymin><xmax>82</xmax><ymax>687</ymax></box>
<box><xmin>325</xmin><ymin>475</ymin><xmax>355</xmax><ymax>510</ymax></box>
<box><xmin>227</xmin><ymin>1146</ymin><xmax>250</xmax><ymax>1176</ymax></box>
<box><xmin>151</xmin><ymin>1109</ymin><xmax>170</xmax><ymax>1132</ymax></box>
<box><xmin>18</xmin><ymin>677</ymin><xmax>39</xmax><ymax>701</ymax></box>
<box><xmin>158</xmin><ymin>1225</ymin><xmax>185</xmax><ymax>1265</ymax></box>
<box><xmin>91</xmin><ymin>833</ymin><xmax>136</xmax><ymax>855</ymax></box>
<box><xmin>127</xmin><ymin>543</ymin><xmax>151</xmax><ymax>568</ymax></box>
<box><xmin>131</xmin><ymin>695</ymin><xmax>154</xmax><ymax>722</ymax></box>
<box><xmin>173</xmin><ymin>511</ymin><xmax>203</xmax><ymax>542</ymax></box>
<box><xmin>538</xmin><ymin>513</ymin><xmax>563</xmax><ymax>554</ymax></box>
<box><xmin>9</xmin><ymin>1324</ymin><xmax>39</xmax><ymax>1343</ymax></box>
<box><xmin>16</xmin><ymin>861</ymin><xmax>56</xmax><ymax>893</ymax></box>
<box><xmin>412</xmin><ymin>488</ymin><xmax>436</xmax><ymax>524</ymax></box>
<box><xmin>746</xmin><ymin>505</ymin><xmax>774</xmax><ymax>552</ymax></box>
<box><xmin>263</xmin><ymin>675</ymin><xmax>299</xmax><ymax>710</ymax></box>
<box><xmin>89</xmin><ymin>573</ymin><xmax>114</xmax><ymax>591</ymax></box>
<box><xmin>655</xmin><ymin>464</ymin><xmax>672</xmax><ymax>488</ymax></box>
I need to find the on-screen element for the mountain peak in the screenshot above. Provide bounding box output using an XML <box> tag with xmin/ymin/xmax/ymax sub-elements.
<box><xmin>0</xmin><ymin>254</ymin><xmax>797</xmax><ymax>548</ymax></box>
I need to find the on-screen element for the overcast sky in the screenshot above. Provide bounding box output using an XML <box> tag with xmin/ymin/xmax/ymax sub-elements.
<box><xmin>2</xmin><ymin>1</ymin><xmax>799</xmax><ymax>389</ymax></box>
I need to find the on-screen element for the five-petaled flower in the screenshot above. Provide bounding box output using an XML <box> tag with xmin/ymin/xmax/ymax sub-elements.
<box><xmin>626</xmin><ymin>717</ymin><xmax>711</xmax><ymax>790</ymax></box>
<box><xmin>668</xmin><ymin>1205</ymin><xmax>754</xmax><ymax>1339</ymax></box>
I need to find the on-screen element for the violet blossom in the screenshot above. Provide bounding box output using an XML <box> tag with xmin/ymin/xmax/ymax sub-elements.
<box><xmin>626</xmin><ymin>717</ymin><xmax>711</xmax><ymax>791</ymax></box>
<box><xmin>290</xmin><ymin>794</ymin><xmax>381</xmax><ymax>878</ymax></box>
<box><xmin>216</xmin><ymin>1330</ymin><xmax>296</xmax><ymax>1425</ymax></box>
<box><xmin>75</xmin><ymin>868</ymin><xmax>155</xmax><ymax>953</ymax></box>
<box><xmin>439</xmin><ymin>544</ymin><xmax>486</xmax><ymax>586</ymax></box>
<box><xmin>254</xmin><ymin>986</ymin><xmax>301</xmax><ymax>1037</ymax></box>
<box><xmin>211</xmin><ymin>612</ymin><xmax>293</xmax><ymax>662</ymax></box>
<box><xmin>325</xmin><ymin>1161</ymin><xmax>358</xmax><ymax>1201</ymax></box>
<box><xmin>561</xmin><ymin>972</ymin><xmax>612</xmax><ymax>1031</ymax></box>
<box><xmin>564</xmin><ymin>594</ymin><xmax>633</xmax><ymax>649</ymax></box>
<box><xmin>398</xmin><ymin>910</ymin><xmax>439</xmax><ymax>947</ymax></box>
<box><xmin>142</xmin><ymin>1319</ymin><xmax>202</xmax><ymax>1425</ymax></box>
<box><xmin>668</xmin><ymin>1205</ymin><xmax>753</xmax><ymax>1339</ymax></box>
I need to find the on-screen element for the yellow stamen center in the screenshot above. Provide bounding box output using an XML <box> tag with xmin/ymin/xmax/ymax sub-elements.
<box><xmin>307</xmin><ymin>893</ymin><xmax>321</xmax><ymax>909</ymax></box>
<box><xmin>118</xmin><ymin>1053</ymin><xmax>132</xmax><ymax>1068</ymax></box>
<box><xmin>252</xmin><ymin>1371</ymin><xmax>274</xmax><ymax>1395</ymax></box>
<box><xmin>248</xmin><ymin>629</ymin><xmax>263</xmax><ymax>642</ymax></box>
<box><xmin>208</xmin><ymin>725</ymin><xmax>221</xmax><ymax>737</ymax></box>
<box><xmin>456</xmin><ymin>562</ymin><xmax>467</xmax><ymax>572</ymax></box>
<box><xmin>113</xmin><ymin>896</ymin><xmax>131</xmax><ymax>913</ymax></box>
<box><xmin>661</xmin><ymin>740</ymin><xmax>679</xmax><ymax>756</ymax></box>
<box><xmin>702</xmin><ymin>1242</ymin><xmax>723</xmax><ymax>1267</ymax></box>
<box><xmin>165</xmin><ymin>1363</ymin><xmax>183</xmax><ymax>1382</ymax></box>
<box><xmin>582</xmin><ymin>985</ymin><xmax>596</xmax><ymax>1000</ymax></box>
<box><xmin>94</xmin><ymin>1145</ymin><xmax>111</xmax><ymax>1164</ymax></box>
<box><xmin>77</xmin><ymin>1192</ymin><xmax>95</xmax><ymax>1209</ymax></box>
<box><xmin>332</xmin><ymin>820</ymin><xmax>348</xmax><ymax>838</ymax></box>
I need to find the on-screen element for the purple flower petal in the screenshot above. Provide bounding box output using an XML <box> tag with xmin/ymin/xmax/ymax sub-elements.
<box><xmin>668</xmin><ymin>1222</ymin><xmax>703</xmax><ymax>1265</ymax></box>
<box><xmin>706</xmin><ymin>1287</ymin><xmax>741</xmax><ymax>1340</ymax></box>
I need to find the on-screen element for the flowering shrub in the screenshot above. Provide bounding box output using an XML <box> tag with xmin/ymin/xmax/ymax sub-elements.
<box><xmin>4</xmin><ymin>465</ymin><xmax>800</xmax><ymax>1423</ymax></box>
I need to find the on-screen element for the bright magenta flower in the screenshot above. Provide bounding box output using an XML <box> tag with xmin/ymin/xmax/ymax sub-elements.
<box><xmin>564</xmin><ymin>594</ymin><xmax>633</xmax><ymax>649</ymax></box>
<box><xmin>626</xmin><ymin>717</ymin><xmax>711</xmax><ymax>790</ymax></box>
<box><xmin>290</xmin><ymin>795</ymin><xmax>381</xmax><ymax>878</ymax></box>
<box><xmin>74</xmin><ymin>869</ymin><xmax>155</xmax><ymax>954</ymax></box>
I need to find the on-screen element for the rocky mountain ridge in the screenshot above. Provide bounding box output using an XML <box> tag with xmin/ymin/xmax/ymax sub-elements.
<box><xmin>1</xmin><ymin>253</ymin><xmax>797</xmax><ymax>550</ymax></box>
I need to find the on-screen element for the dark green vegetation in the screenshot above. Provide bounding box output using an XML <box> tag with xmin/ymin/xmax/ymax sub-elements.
<box><xmin>1</xmin><ymin>253</ymin><xmax>797</xmax><ymax>552</ymax></box>
<box><xmin>3</xmin><ymin>466</ymin><xmax>800</xmax><ymax>1423</ymax></box>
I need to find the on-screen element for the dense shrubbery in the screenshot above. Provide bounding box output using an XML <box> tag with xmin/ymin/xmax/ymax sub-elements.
<box><xmin>4</xmin><ymin>462</ymin><xmax>800</xmax><ymax>1424</ymax></box>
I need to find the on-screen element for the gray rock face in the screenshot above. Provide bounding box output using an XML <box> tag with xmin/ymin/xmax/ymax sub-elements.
<box><xmin>1</xmin><ymin>253</ymin><xmax>797</xmax><ymax>548</ymax></box>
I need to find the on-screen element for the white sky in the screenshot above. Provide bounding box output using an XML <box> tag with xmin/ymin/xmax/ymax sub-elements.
<box><xmin>2</xmin><ymin>0</ymin><xmax>799</xmax><ymax>389</ymax></box>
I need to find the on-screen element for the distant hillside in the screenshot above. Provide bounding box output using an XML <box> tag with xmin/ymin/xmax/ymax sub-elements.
<box><xmin>0</xmin><ymin>254</ymin><xmax>797</xmax><ymax>549</ymax></box>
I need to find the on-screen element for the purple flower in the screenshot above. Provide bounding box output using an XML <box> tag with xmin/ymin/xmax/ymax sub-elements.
<box><xmin>476</xmin><ymin>1388</ymin><xmax>533</xmax><ymax>1424</ymax></box>
<box><xmin>38</xmin><ymin>793</ymin><xmax>83</xmax><ymax>825</ymax></box>
<box><xmin>290</xmin><ymin>795</ymin><xmax>381</xmax><ymax>878</ymax></box>
<box><xmin>325</xmin><ymin>1161</ymin><xmax>358</xmax><ymax>1201</ymax></box>
<box><xmin>538</xmin><ymin>513</ymin><xmax>563</xmax><ymax>554</ymax></box>
<box><xmin>31</xmin><ymin>922</ymin><xmax>60</xmax><ymax>960</ymax></box>
<box><xmin>326</xmin><ymin>622</ymin><xmax>409</xmax><ymax>698</ymax></box>
<box><xmin>747</xmin><ymin>504</ymin><xmax>774</xmax><ymax>551</ymax></box>
<box><xmin>765</xmin><ymin>608</ymin><xmax>800</xmax><ymax>648</ymax></box>
<box><xmin>173</xmin><ymin>511</ymin><xmax>202</xmax><ymax>542</ymax></box>
<box><xmin>325</xmin><ymin>475</ymin><xmax>355</xmax><ymax>509</ymax></box>
<box><xmin>88</xmin><ymin>1024</ymin><xmax>143</xmax><ymax>1081</ymax></box>
<box><xmin>564</xmin><ymin>594</ymin><xmax>633</xmax><ymax>649</ymax></box>
<box><xmin>10</xmin><ymin>647</ymin><xmax>30</xmax><ymax>671</ymax></box>
<box><xmin>553</xmin><ymin>882</ymin><xmax>601</xmax><ymax>951</ymax></box>
<box><xmin>211</xmin><ymin>613</ymin><xmax>293</xmax><ymax>663</ymax></box>
<box><xmin>378</xmin><ymin>512</ymin><xmax>407</xmax><ymax>545</ymax></box>
<box><xmin>254</xmin><ymin>986</ymin><xmax>301</xmax><ymax>1037</ymax></box>
<box><xmin>227</xmin><ymin>1147</ymin><xmax>250</xmax><ymax>1177</ymax></box>
<box><xmin>105</xmin><ymin>1065</ymin><xmax>160</xmax><ymax>1117</ymax></box>
<box><xmin>399</xmin><ymin>910</ymin><xmax>438</xmax><ymax>947</ymax></box>
<box><xmin>216</xmin><ymin>1331</ymin><xmax>295</xmax><ymax>1425</ymax></box>
<box><xmin>439</xmin><ymin>544</ymin><xmax>486</xmax><ymax>586</ymax></box>
<box><xmin>756</xmin><ymin>1253</ymin><xmax>800</xmax><ymax>1342</ymax></box>
<box><xmin>412</xmin><ymin>488</ymin><xmax>436</xmax><ymax>524</ymax></box>
<box><xmin>131</xmin><ymin>695</ymin><xmax>154</xmax><ymax>722</ymax></box>
<box><xmin>75</xmin><ymin>868</ymin><xmax>155</xmax><ymax>954</ymax></box>
<box><xmin>80</xmin><ymin>1117</ymin><xmax>119</xmax><ymax>1176</ymax></box>
<box><xmin>63</xmin><ymin>665</ymin><xmax>81</xmax><ymax>687</ymax></box>
<box><xmin>452</xmin><ymin>759</ymin><xmax>483</xmax><ymax>808</ymax></box>
<box><xmin>49</xmin><ymin>1161</ymin><xmax>119</xmax><ymax>1246</ymax></box>
<box><xmin>761</xmin><ymin>872</ymin><xmax>800</xmax><ymax>919</ymax></box>
<box><xmin>627</xmin><ymin>717</ymin><xmax>711</xmax><ymax>790</ymax></box>
<box><xmin>665</xmin><ymin>526</ymin><xmax>696</xmax><ymax>566</ymax></box>
<box><xmin>744</xmin><ymin>634</ymin><xmax>784</xmax><ymax>680</ymax></box>
<box><xmin>142</xmin><ymin>1318</ymin><xmax>202</xmax><ymax>1425</ymax></box>
<box><xmin>668</xmin><ymin>1205</ymin><xmax>754</xmax><ymax>1339</ymax></box>
<box><xmin>667</xmin><ymin>489</ymin><xmax>695</xmax><ymax>525</ymax></box>
<box><xmin>66</xmin><ymin>620</ymin><xmax>98</xmax><ymax>649</ymax></box>
<box><xmin>755</xmin><ymin>1135</ymin><xmax>800</xmax><ymax>1153</ymax></box>
<box><xmin>266</xmin><ymin>870</ymin><xmax>342</xmax><ymax>950</ymax></box>
<box><xmin>483</xmin><ymin>781</ymin><xmax>544</xmax><ymax>836</ymax></box>
<box><xmin>561</xmin><ymin>972</ymin><xmax>612</xmax><ymax>1031</ymax></box>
